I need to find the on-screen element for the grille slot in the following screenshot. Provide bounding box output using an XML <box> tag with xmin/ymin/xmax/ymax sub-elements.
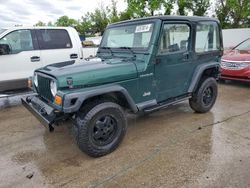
<box><xmin>37</xmin><ymin>75</ymin><xmax>54</xmax><ymax>102</ymax></box>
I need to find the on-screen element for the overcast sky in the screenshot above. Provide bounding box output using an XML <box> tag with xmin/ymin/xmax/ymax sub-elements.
<box><xmin>0</xmin><ymin>0</ymin><xmax>127</xmax><ymax>27</ymax></box>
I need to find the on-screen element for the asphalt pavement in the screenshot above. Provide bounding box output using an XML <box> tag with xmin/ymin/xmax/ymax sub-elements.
<box><xmin>0</xmin><ymin>82</ymin><xmax>249</xmax><ymax>188</ymax></box>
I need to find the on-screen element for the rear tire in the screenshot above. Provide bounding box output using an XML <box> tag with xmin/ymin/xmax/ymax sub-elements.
<box><xmin>74</xmin><ymin>101</ymin><xmax>127</xmax><ymax>157</ymax></box>
<box><xmin>189</xmin><ymin>77</ymin><xmax>218</xmax><ymax>113</ymax></box>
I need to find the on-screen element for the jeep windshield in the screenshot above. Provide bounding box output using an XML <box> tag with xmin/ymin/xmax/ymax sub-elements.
<box><xmin>0</xmin><ymin>29</ymin><xmax>6</xmax><ymax>35</ymax></box>
<box><xmin>100</xmin><ymin>23</ymin><xmax>154</xmax><ymax>50</ymax></box>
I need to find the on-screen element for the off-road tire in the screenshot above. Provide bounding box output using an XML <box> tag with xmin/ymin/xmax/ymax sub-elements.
<box><xmin>189</xmin><ymin>77</ymin><xmax>217</xmax><ymax>113</ymax></box>
<box><xmin>74</xmin><ymin>101</ymin><xmax>127</xmax><ymax>157</ymax></box>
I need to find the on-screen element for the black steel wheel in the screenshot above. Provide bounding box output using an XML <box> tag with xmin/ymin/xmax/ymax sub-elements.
<box><xmin>189</xmin><ymin>77</ymin><xmax>218</xmax><ymax>113</ymax></box>
<box><xmin>91</xmin><ymin>115</ymin><xmax>118</xmax><ymax>146</ymax></box>
<box><xmin>74</xmin><ymin>101</ymin><xmax>127</xmax><ymax>157</ymax></box>
<box><xmin>202</xmin><ymin>86</ymin><xmax>213</xmax><ymax>106</ymax></box>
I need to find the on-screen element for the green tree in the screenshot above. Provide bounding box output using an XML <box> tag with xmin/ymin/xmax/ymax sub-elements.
<box><xmin>89</xmin><ymin>6</ymin><xmax>109</xmax><ymax>35</ymax></box>
<box><xmin>108</xmin><ymin>0</ymin><xmax>120</xmax><ymax>23</ymax></box>
<box><xmin>163</xmin><ymin>0</ymin><xmax>174</xmax><ymax>15</ymax></box>
<box><xmin>148</xmin><ymin>0</ymin><xmax>165</xmax><ymax>16</ymax></box>
<box><xmin>76</xmin><ymin>15</ymin><xmax>92</xmax><ymax>36</ymax></box>
<box><xmin>215</xmin><ymin>0</ymin><xmax>250</xmax><ymax>28</ymax></box>
<box><xmin>34</xmin><ymin>21</ymin><xmax>46</xmax><ymax>26</ymax></box>
<box><xmin>189</xmin><ymin>0</ymin><xmax>210</xmax><ymax>16</ymax></box>
<box><xmin>55</xmin><ymin>16</ymin><xmax>78</xmax><ymax>27</ymax></box>
<box><xmin>47</xmin><ymin>21</ymin><xmax>54</xmax><ymax>26</ymax></box>
<box><xmin>127</xmin><ymin>0</ymin><xmax>173</xmax><ymax>17</ymax></box>
<box><xmin>127</xmin><ymin>0</ymin><xmax>148</xmax><ymax>17</ymax></box>
<box><xmin>228</xmin><ymin>0</ymin><xmax>250</xmax><ymax>28</ymax></box>
<box><xmin>215</xmin><ymin>0</ymin><xmax>231</xmax><ymax>28</ymax></box>
<box><xmin>245</xmin><ymin>16</ymin><xmax>250</xmax><ymax>27</ymax></box>
<box><xmin>176</xmin><ymin>0</ymin><xmax>191</xmax><ymax>15</ymax></box>
<box><xmin>119</xmin><ymin>9</ymin><xmax>133</xmax><ymax>21</ymax></box>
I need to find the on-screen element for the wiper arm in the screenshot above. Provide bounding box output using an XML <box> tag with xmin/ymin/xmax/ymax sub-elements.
<box><xmin>98</xmin><ymin>46</ymin><xmax>114</xmax><ymax>56</ymax></box>
<box><xmin>118</xmin><ymin>47</ymin><xmax>136</xmax><ymax>58</ymax></box>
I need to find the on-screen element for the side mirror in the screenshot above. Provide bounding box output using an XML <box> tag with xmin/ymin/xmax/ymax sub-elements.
<box><xmin>0</xmin><ymin>44</ymin><xmax>11</xmax><ymax>55</ymax></box>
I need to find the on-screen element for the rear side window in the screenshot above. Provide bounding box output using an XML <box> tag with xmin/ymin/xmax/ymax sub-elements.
<box><xmin>195</xmin><ymin>22</ymin><xmax>220</xmax><ymax>53</ymax></box>
<box><xmin>37</xmin><ymin>29</ymin><xmax>72</xmax><ymax>50</ymax></box>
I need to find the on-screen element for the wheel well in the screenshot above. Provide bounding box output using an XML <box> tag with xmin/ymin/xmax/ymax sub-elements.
<box><xmin>200</xmin><ymin>67</ymin><xmax>219</xmax><ymax>80</ymax></box>
<box><xmin>190</xmin><ymin>66</ymin><xmax>219</xmax><ymax>93</ymax></box>
<box><xmin>79</xmin><ymin>92</ymin><xmax>132</xmax><ymax>112</ymax></box>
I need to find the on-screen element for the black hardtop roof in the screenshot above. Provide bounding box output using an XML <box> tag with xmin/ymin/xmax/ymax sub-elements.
<box><xmin>109</xmin><ymin>15</ymin><xmax>219</xmax><ymax>27</ymax></box>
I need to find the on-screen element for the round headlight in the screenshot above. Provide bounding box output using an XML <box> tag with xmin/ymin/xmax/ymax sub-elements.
<box><xmin>50</xmin><ymin>80</ymin><xmax>57</xmax><ymax>97</ymax></box>
<box><xmin>33</xmin><ymin>73</ymin><xmax>38</xmax><ymax>87</ymax></box>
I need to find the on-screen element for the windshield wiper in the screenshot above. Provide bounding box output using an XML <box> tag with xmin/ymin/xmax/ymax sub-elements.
<box><xmin>118</xmin><ymin>47</ymin><xmax>136</xmax><ymax>58</ymax></box>
<box><xmin>98</xmin><ymin>47</ymin><xmax>114</xmax><ymax>56</ymax></box>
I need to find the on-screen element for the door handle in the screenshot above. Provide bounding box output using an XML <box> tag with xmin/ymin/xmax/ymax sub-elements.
<box><xmin>182</xmin><ymin>52</ymin><xmax>189</xmax><ymax>61</ymax></box>
<box><xmin>154</xmin><ymin>57</ymin><xmax>161</xmax><ymax>64</ymax></box>
<box><xmin>70</xmin><ymin>54</ymin><xmax>78</xmax><ymax>59</ymax></box>
<box><xmin>30</xmin><ymin>56</ymin><xmax>40</xmax><ymax>62</ymax></box>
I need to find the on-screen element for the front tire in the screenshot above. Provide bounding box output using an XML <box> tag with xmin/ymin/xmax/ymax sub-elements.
<box><xmin>74</xmin><ymin>101</ymin><xmax>127</xmax><ymax>157</ymax></box>
<box><xmin>189</xmin><ymin>77</ymin><xmax>218</xmax><ymax>113</ymax></box>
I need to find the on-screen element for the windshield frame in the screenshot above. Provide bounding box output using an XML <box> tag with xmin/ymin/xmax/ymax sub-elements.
<box><xmin>0</xmin><ymin>29</ymin><xmax>7</xmax><ymax>35</ymax></box>
<box><xmin>233</xmin><ymin>38</ymin><xmax>250</xmax><ymax>51</ymax></box>
<box><xmin>99</xmin><ymin>21</ymin><xmax>156</xmax><ymax>52</ymax></box>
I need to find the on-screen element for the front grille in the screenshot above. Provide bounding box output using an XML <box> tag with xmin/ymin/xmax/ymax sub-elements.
<box><xmin>37</xmin><ymin>74</ymin><xmax>54</xmax><ymax>102</ymax></box>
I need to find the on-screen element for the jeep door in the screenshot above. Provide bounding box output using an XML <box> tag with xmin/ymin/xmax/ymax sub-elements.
<box><xmin>155</xmin><ymin>22</ymin><xmax>195</xmax><ymax>102</ymax></box>
<box><xmin>0</xmin><ymin>29</ymin><xmax>41</xmax><ymax>91</ymax></box>
<box><xmin>35</xmin><ymin>29</ymin><xmax>80</xmax><ymax>66</ymax></box>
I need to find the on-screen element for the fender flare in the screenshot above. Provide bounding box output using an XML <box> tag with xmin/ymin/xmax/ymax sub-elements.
<box><xmin>62</xmin><ymin>84</ymin><xmax>138</xmax><ymax>113</ymax></box>
<box><xmin>188</xmin><ymin>62</ymin><xmax>220</xmax><ymax>93</ymax></box>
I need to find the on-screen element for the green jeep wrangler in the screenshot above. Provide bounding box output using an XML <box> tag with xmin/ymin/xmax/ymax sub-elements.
<box><xmin>22</xmin><ymin>16</ymin><xmax>223</xmax><ymax>157</ymax></box>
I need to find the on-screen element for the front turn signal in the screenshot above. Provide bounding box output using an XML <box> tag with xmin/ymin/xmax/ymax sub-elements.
<box><xmin>54</xmin><ymin>95</ymin><xmax>62</xmax><ymax>105</ymax></box>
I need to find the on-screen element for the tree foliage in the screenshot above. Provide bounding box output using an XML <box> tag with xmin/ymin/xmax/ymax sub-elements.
<box><xmin>76</xmin><ymin>16</ymin><xmax>92</xmax><ymax>36</ymax></box>
<box><xmin>33</xmin><ymin>0</ymin><xmax>250</xmax><ymax>35</ymax></box>
<box><xmin>216</xmin><ymin>0</ymin><xmax>250</xmax><ymax>28</ymax></box>
<box><xmin>89</xmin><ymin>6</ymin><xmax>109</xmax><ymax>35</ymax></box>
<box><xmin>34</xmin><ymin>21</ymin><xmax>46</xmax><ymax>26</ymax></box>
<box><xmin>176</xmin><ymin>0</ymin><xmax>191</xmax><ymax>15</ymax></box>
<box><xmin>108</xmin><ymin>0</ymin><xmax>120</xmax><ymax>23</ymax></box>
<box><xmin>127</xmin><ymin>0</ymin><xmax>173</xmax><ymax>17</ymax></box>
<box><xmin>55</xmin><ymin>16</ymin><xmax>78</xmax><ymax>27</ymax></box>
<box><xmin>189</xmin><ymin>0</ymin><xmax>210</xmax><ymax>16</ymax></box>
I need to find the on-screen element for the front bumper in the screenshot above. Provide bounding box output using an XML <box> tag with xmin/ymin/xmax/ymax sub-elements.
<box><xmin>22</xmin><ymin>95</ymin><xmax>64</xmax><ymax>131</ymax></box>
<box><xmin>220</xmin><ymin>67</ymin><xmax>250</xmax><ymax>82</ymax></box>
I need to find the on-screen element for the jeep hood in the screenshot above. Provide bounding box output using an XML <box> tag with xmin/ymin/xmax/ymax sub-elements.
<box><xmin>36</xmin><ymin>59</ymin><xmax>138</xmax><ymax>88</ymax></box>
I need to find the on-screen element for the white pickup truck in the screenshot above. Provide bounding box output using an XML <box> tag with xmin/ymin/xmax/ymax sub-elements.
<box><xmin>0</xmin><ymin>27</ymin><xmax>83</xmax><ymax>92</ymax></box>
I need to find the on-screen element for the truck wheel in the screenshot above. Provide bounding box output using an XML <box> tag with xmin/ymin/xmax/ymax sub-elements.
<box><xmin>74</xmin><ymin>102</ymin><xmax>127</xmax><ymax>157</ymax></box>
<box><xmin>189</xmin><ymin>77</ymin><xmax>217</xmax><ymax>113</ymax></box>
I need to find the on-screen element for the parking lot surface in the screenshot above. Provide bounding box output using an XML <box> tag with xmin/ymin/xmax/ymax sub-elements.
<box><xmin>0</xmin><ymin>82</ymin><xmax>249</xmax><ymax>188</ymax></box>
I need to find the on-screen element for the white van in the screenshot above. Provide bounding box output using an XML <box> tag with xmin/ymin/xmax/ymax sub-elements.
<box><xmin>0</xmin><ymin>27</ymin><xmax>83</xmax><ymax>92</ymax></box>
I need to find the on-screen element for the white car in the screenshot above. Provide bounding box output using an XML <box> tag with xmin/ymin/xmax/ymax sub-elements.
<box><xmin>0</xmin><ymin>27</ymin><xmax>83</xmax><ymax>92</ymax></box>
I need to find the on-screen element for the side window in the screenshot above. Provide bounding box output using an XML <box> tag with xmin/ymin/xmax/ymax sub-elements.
<box><xmin>0</xmin><ymin>30</ymin><xmax>34</xmax><ymax>54</ymax></box>
<box><xmin>37</xmin><ymin>29</ymin><xmax>72</xmax><ymax>50</ymax></box>
<box><xmin>195</xmin><ymin>22</ymin><xmax>220</xmax><ymax>53</ymax></box>
<box><xmin>159</xmin><ymin>24</ymin><xmax>190</xmax><ymax>54</ymax></box>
